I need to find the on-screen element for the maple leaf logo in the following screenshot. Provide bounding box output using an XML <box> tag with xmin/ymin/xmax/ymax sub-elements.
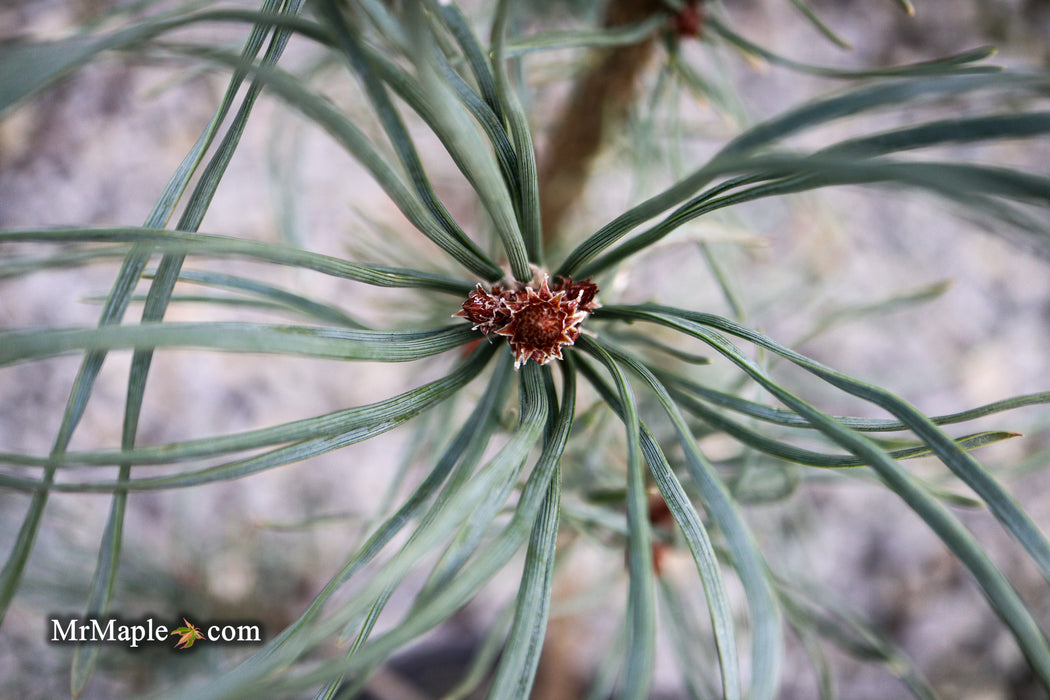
<box><xmin>170</xmin><ymin>618</ymin><xmax>203</xmax><ymax>649</ymax></box>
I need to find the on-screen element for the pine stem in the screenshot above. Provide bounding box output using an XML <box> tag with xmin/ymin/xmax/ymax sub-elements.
<box><xmin>538</xmin><ymin>0</ymin><xmax>665</xmax><ymax>245</ymax></box>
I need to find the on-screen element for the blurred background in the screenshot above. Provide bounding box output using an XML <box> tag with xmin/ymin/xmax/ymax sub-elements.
<box><xmin>2</xmin><ymin>0</ymin><xmax>1050</xmax><ymax>698</ymax></box>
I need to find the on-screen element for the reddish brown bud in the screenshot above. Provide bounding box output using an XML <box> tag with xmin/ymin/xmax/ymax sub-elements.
<box><xmin>671</xmin><ymin>1</ymin><xmax>704</xmax><ymax>38</ymax></box>
<box><xmin>455</xmin><ymin>271</ymin><xmax>600</xmax><ymax>368</ymax></box>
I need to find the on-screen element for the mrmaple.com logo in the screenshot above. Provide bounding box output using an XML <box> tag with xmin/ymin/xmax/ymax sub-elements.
<box><xmin>49</xmin><ymin>616</ymin><xmax>262</xmax><ymax>650</ymax></box>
